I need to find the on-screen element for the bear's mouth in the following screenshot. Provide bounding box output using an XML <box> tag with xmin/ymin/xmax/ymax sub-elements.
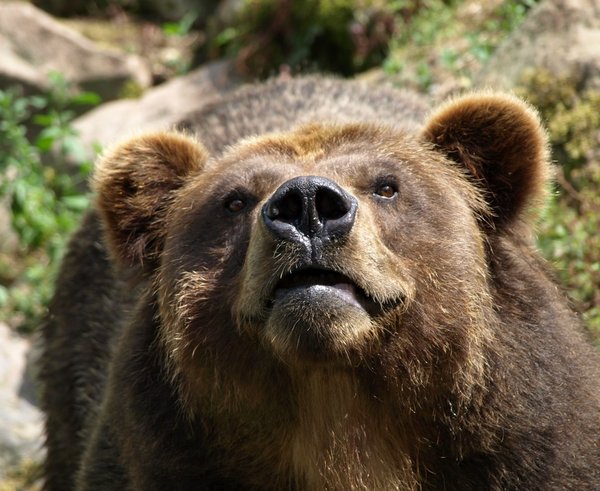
<box><xmin>270</xmin><ymin>267</ymin><xmax>378</xmax><ymax>312</ymax></box>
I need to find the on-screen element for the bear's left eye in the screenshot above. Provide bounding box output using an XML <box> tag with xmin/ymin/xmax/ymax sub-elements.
<box><xmin>224</xmin><ymin>197</ymin><xmax>247</xmax><ymax>214</ymax></box>
<box><xmin>222</xmin><ymin>188</ymin><xmax>258</xmax><ymax>216</ymax></box>
<box><xmin>226</xmin><ymin>199</ymin><xmax>246</xmax><ymax>213</ymax></box>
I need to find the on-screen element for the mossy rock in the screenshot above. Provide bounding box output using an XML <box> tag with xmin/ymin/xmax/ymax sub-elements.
<box><xmin>517</xmin><ymin>69</ymin><xmax>600</xmax><ymax>341</ymax></box>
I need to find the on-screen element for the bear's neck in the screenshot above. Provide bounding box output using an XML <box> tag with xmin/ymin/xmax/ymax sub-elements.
<box><xmin>281</xmin><ymin>368</ymin><xmax>420</xmax><ymax>491</ymax></box>
<box><xmin>191</xmin><ymin>356</ymin><xmax>466</xmax><ymax>490</ymax></box>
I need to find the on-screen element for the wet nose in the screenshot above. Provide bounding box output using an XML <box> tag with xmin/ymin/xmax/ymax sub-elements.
<box><xmin>262</xmin><ymin>176</ymin><xmax>357</xmax><ymax>243</ymax></box>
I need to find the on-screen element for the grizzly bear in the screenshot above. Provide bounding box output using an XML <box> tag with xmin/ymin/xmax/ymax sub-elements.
<box><xmin>40</xmin><ymin>76</ymin><xmax>600</xmax><ymax>490</ymax></box>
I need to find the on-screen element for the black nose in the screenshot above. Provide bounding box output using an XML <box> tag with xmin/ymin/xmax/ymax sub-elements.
<box><xmin>262</xmin><ymin>176</ymin><xmax>357</xmax><ymax>243</ymax></box>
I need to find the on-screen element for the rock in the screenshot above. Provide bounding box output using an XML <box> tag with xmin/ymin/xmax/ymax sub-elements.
<box><xmin>0</xmin><ymin>323</ymin><xmax>44</xmax><ymax>476</ymax></box>
<box><xmin>0</xmin><ymin>2</ymin><xmax>151</xmax><ymax>101</ymax></box>
<box><xmin>477</xmin><ymin>0</ymin><xmax>600</xmax><ymax>90</ymax></box>
<box><xmin>70</xmin><ymin>60</ymin><xmax>240</xmax><ymax>164</ymax></box>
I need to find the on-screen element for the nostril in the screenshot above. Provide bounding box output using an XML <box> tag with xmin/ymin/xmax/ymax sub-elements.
<box><xmin>270</xmin><ymin>190</ymin><xmax>303</xmax><ymax>223</ymax></box>
<box><xmin>315</xmin><ymin>187</ymin><xmax>350</xmax><ymax>221</ymax></box>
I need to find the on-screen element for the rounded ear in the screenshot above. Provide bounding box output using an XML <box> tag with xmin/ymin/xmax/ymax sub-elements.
<box><xmin>93</xmin><ymin>131</ymin><xmax>209</xmax><ymax>269</ymax></box>
<box><xmin>422</xmin><ymin>92</ymin><xmax>551</xmax><ymax>228</ymax></box>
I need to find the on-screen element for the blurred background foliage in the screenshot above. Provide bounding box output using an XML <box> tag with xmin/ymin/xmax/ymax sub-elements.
<box><xmin>0</xmin><ymin>74</ymin><xmax>96</xmax><ymax>331</ymax></box>
<box><xmin>1</xmin><ymin>0</ymin><xmax>599</xmax><ymax>347</ymax></box>
<box><xmin>517</xmin><ymin>69</ymin><xmax>600</xmax><ymax>337</ymax></box>
<box><xmin>208</xmin><ymin>0</ymin><xmax>397</xmax><ymax>76</ymax></box>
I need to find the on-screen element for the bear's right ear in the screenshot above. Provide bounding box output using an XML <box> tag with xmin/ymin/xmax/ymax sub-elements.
<box><xmin>93</xmin><ymin>132</ymin><xmax>209</xmax><ymax>269</ymax></box>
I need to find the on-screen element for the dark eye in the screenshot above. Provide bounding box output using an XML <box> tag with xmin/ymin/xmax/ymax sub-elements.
<box><xmin>225</xmin><ymin>198</ymin><xmax>247</xmax><ymax>214</ymax></box>
<box><xmin>374</xmin><ymin>183</ymin><xmax>398</xmax><ymax>199</ymax></box>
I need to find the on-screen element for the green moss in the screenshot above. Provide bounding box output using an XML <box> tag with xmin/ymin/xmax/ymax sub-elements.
<box><xmin>517</xmin><ymin>69</ymin><xmax>600</xmax><ymax>165</ymax></box>
<box><xmin>549</xmin><ymin>91</ymin><xmax>600</xmax><ymax>162</ymax></box>
<box><xmin>382</xmin><ymin>0</ymin><xmax>541</xmax><ymax>92</ymax></box>
<box><xmin>0</xmin><ymin>459</ymin><xmax>42</xmax><ymax>491</ymax></box>
<box><xmin>119</xmin><ymin>80</ymin><xmax>145</xmax><ymax>99</ymax></box>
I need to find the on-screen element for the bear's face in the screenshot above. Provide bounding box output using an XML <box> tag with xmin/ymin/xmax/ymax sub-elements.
<box><xmin>94</xmin><ymin>92</ymin><xmax>549</xmax><ymax>415</ymax></box>
<box><xmin>159</xmin><ymin>124</ymin><xmax>488</xmax><ymax>372</ymax></box>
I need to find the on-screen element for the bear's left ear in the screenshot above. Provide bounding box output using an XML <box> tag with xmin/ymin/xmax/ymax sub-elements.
<box><xmin>93</xmin><ymin>132</ymin><xmax>209</xmax><ymax>269</ymax></box>
<box><xmin>422</xmin><ymin>92</ymin><xmax>551</xmax><ymax>228</ymax></box>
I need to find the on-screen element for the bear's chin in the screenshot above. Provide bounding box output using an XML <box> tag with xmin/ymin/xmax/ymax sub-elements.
<box><xmin>264</xmin><ymin>284</ymin><xmax>377</xmax><ymax>365</ymax></box>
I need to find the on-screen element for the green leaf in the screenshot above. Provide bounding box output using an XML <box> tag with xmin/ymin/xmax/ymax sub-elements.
<box><xmin>35</xmin><ymin>134</ymin><xmax>57</xmax><ymax>152</ymax></box>
<box><xmin>62</xmin><ymin>195</ymin><xmax>89</xmax><ymax>211</ymax></box>
<box><xmin>214</xmin><ymin>27</ymin><xmax>239</xmax><ymax>47</ymax></box>
<box><xmin>162</xmin><ymin>22</ymin><xmax>181</xmax><ymax>36</ymax></box>
<box><xmin>33</xmin><ymin>114</ymin><xmax>54</xmax><ymax>127</ymax></box>
<box><xmin>70</xmin><ymin>91</ymin><xmax>102</xmax><ymax>106</ymax></box>
<box><xmin>29</xmin><ymin>96</ymin><xmax>48</xmax><ymax>109</ymax></box>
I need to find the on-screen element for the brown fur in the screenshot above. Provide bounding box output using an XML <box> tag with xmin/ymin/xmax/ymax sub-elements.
<box><xmin>39</xmin><ymin>77</ymin><xmax>600</xmax><ymax>491</ymax></box>
<box><xmin>422</xmin><ymin>92</ymin><xmax>550</xmax><ymax>227</ymax></box>
<box><xmin>94</xmin><ymin>132</ymin><xmax>209</xmax><ymax>268</ymax></box>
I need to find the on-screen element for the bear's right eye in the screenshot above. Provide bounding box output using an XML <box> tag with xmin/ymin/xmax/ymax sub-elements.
<box><xmin>373</xmin><ymin>178</ymin><xmax>399</xmax><ymax>200</ymax></box>
<box><xmin>375</xmin><ymin>184</ymin><xmax>397</xmax><ymax>199</ymax></box>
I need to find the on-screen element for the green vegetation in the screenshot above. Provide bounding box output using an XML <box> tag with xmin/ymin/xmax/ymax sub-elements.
<box><xmin>209</xmin><ymin>0</ymin><xmax>540</xmax><ymax>86</ymax></box>
<box><xmin>516</xmin><ymin>70</ymin><xmax>600</xmax><ymax>340</ymax></box>
<box><xmin>0</xmin><ymin>74</ymin><xmax>97</xmax><ymax>331</ymax></box>
<box><xmin>212</xmin><ymin>0</ymin><xmax>398</xmax><ymax>77</ymax></box>
<box><xmin>384</xmin><ymin>0</ymin><xmax>539</xmax><ymax>90</ymax></box>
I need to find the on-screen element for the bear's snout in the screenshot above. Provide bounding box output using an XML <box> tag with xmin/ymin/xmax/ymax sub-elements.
<box><xmin>261</xmin><ymin>176</ymin><xmax>357</xmax><ymax>244</ymax></box>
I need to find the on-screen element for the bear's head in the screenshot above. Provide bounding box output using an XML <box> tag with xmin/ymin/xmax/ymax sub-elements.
<box><xmin>94</xmin><ymin>92</ymin><xmax>549</xmax><ymax>419</ymax></box>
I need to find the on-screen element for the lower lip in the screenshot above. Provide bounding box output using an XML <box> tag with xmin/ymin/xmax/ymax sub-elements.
<box><xmin>274</xmin><ymin>283</ymin><xmax>364</xmax><ymax>310</ymax></box>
